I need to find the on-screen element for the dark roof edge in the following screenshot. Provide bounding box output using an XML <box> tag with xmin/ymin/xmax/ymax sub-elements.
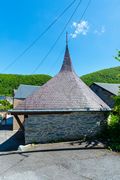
<box><xmin>94</xmin><ymin>82</ymin><xmax>120</xmax><ymax>85</ymax></box>
<box><xmin>18</xmin><ymin>84</ymin><xmax>40</xmax><ymax>87</ymax></box>
<box><xmin>9</xmin><ymin>108</ymin><xmax>111</xmax><ymax>115</ymax></box>
<box><xmin>90</xmin><ymin>82</ymin><xmax>116</xmax><ymax>96</ymax></box>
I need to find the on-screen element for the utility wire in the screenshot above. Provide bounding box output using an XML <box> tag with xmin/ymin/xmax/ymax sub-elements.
<box><xmin>32</xmin><ymin>0</ymin><xmax>82</xmax><ymax>74</ymax></box>
<box><xmin>24</xmin><ymin>0</ymin><xmax>91</xmax><ymax>109</ymax></box>
<box><xmin>48</xmin><ymin>48</ymin><xmax>65</xmax><ymax>75</ymax></box>
<box><xmin>75</xmin><ymin>0</ymin><xmax>91</xmax><ymax>25</ymax></box>
<box><xmin>1</xmin><ymin>0</ymin><xmax>77</xmax><ymax>73</ymax></box>
<box><xmin>37</xmin><ymin>0</ymin><xmax>92</xmax><ymax>73</ymax></box>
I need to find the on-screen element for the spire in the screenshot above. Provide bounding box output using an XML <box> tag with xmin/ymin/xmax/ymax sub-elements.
<box><xmin>66</xmin><ymin>32</ymin><xmax>68</xmax><ymax>46</ymax></box>
<box><xmin>60</xmin><ymin>32</ymin><xmax>73</xmax><ymax>72</ymax></box>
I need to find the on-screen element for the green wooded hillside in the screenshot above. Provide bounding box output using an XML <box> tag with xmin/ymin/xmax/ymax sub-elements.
<box><xmin>81</xmin><ymin>66</ymin><xmax>120</xmax><ymax>86</ymax></box>
<box><xmin>0</xmin><ymin>74</ymin><xmax>52</xmax><ymax>96</ymax></box>
<box><xmin>0</xmin><ymin>66</ymin><xmax>120</xmax><ymax>96</ymax></box>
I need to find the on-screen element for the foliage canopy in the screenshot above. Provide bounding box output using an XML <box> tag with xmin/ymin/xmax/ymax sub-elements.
<box><xmin>0</xmin><ymin>100</ymin><xmax>13</xmax><ymax>110</ymax></box>
<box><xmin>0</xmin><ymin>66</ymin><xmax>120</xmax><ymax>96</ymax></box>
<box><xmin>0</xmin><ymin>74</ymin><xmax>52</xmax><ymax>96</ymax></box>
<box><xmin>81</xmin><ymin>66</ymin><xmax>120</xmax><ymax>86</ymax></box>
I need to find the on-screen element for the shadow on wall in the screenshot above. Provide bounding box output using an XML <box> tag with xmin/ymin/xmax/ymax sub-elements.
<box><xmin>0</xmin><ymin>131</ymin><xmax>25</xmax><ymax>152</ymax></box>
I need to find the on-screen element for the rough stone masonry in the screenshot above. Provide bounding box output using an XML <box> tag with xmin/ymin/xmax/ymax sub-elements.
<box><xmin>25</xmin><ymin>112</ymin><xmax>107</xmax><ymax>144</ymax></box>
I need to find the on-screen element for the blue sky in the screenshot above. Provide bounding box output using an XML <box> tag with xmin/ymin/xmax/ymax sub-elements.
<box><xmin>0</xmin><ymin>0</ymin><xmax>120</xmax><ymax>76</ymax></box>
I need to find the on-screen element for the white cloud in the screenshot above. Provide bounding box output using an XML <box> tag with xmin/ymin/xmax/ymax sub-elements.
<box><xmin>94</xmin><ymin>26</ymin><xmax>106</xmax><ymax>35</ymax></box>
<box><xmin>70</xmin><ymin>20</ymin><xmax>89</xmax><ymax>38</ymax></box>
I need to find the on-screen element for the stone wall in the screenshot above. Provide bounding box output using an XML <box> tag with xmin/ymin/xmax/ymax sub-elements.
<box><xmin>25</xmin><ymin>111</ymin><xmax>108</xmax><ymax>144</ymax></box>
<box><xmin>90</xmin><ymin>84</ymin><xmax>115</xmax><ymax>108</ymax></box>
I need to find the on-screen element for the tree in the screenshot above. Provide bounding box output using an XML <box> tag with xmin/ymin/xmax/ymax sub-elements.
<box><xmin>114</xmin><ymin>50</ymin><xmax>120</xmax><ymax>61</ymax></box>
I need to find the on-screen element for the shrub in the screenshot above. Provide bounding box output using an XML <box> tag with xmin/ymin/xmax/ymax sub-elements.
<box><xmin>107</xmin><ymin>92</ymin><xmax>120</xmax><ymax>151</ymax></box>
<box><xmin>108</xmin><ymin>114</ymin><xmax>120</xmax><ymax>140</ymax></box>
<box><xmin>113</xmin><ymin>95</ymin><xmax>120</xmax><ymax>115</ymax></box>
<box><xmin>0</xmin><ymin>100</ymin><xmax>13</xmax><ymax>110</ymax></box>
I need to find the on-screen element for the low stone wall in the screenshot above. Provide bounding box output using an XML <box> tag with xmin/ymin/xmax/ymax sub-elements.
<box><xmin>25</xmin><ymin>111</ymin><xmax>108</xmax><ymax>144</ymax></box>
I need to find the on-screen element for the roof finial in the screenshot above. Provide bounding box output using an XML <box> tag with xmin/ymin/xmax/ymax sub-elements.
<box><xmin>66</xmin><ymin>32</ymin><xmax>68</xmax><ymax>46</ymax></box>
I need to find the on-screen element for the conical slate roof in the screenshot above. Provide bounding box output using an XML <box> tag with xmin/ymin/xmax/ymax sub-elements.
<box><xmin>14</xmin><ymin>37</ymin><xmax>110</xmax><ymax>112</ymax></box>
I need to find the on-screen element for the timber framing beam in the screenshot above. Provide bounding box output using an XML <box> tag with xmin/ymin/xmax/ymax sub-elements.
<box><xmin>14</xmin><ymin>115</ymin><xmax>24</xmax><ymax>131</ymax></box>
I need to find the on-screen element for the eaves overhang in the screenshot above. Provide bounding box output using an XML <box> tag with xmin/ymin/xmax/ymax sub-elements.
<box><xmin>9</xmin><ymin>107</ymin><xmax>111</xmax><ymax>115</ymax></box>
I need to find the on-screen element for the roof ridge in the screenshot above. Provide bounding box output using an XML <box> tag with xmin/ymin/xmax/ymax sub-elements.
<box><xmin>72</xmin><ymin>73</ymin><xmax>109</xmax><ymax>109</ymax></box>
<box><xmin>94</xmin><ymin>82</ymin><xmax>120</xmax><ymax>85</ymax></box>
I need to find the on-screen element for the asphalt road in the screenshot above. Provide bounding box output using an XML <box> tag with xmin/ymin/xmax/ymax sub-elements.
<box><xmin>0</xmin><ymin>148</ymin><xmax>120</xmax><ymax>180</ymax></box>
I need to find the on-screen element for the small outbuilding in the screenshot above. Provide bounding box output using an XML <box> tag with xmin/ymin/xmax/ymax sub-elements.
<box><xmin>90</xmin><ymin>82</ymin><xmax>120</xmax><ymax>108</ymax></box>
<box><xmin>10</xmin><ymin>35</ymin><xmax>111</xmax><ymax>144</ymax></box>
<box><xmin>13</xmin><ymin>84</ymin><xmax>39</xmax><ymax>130</ymax></box>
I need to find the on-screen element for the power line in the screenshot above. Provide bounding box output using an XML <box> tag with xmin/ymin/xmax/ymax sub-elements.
<box><xmin>48</xmin><ymin>48</ymin><xmax>65</xmax><ymax>75</ymax></box>
<box><xmin>78</xmin><ymin>0</ymin><xmax>91</xmax><ymax>22</ymax></box>
<box><xmin>32</xmin><ymin>0</ymin><xmax>82</xmax><ymax>74</ymax></box>
<box><xmin>1</xmin><ymin>0</ymin><xmax>77</xmax><ymax>73</ymax></box>
<box><xmin>70</xmin><ymin>0</ymin><xmax>92</xmax><ymax>36</ymax></box>
<box><xmin>48</xmin><ymin>0</ymin><xmax>92</xmax><ymax>75</ymax></box>
<box><xmin>33</xmin><ymin>0</ymin><xmax>92</xmax><ymax>74</ymax></box>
